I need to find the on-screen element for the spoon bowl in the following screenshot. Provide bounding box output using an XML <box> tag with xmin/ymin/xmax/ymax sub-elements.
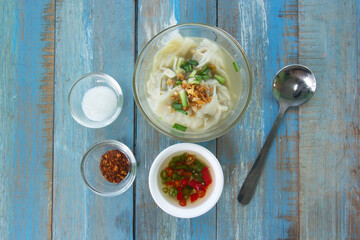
<box><xmin>273</xmin><ymin>65</ymin><xmax>316</xmax><ymax>108</ymax></box>
<box><xmin>238</xmin><ymin>64</ymin><xmax>316</xmax><ymax>205</ymax></box>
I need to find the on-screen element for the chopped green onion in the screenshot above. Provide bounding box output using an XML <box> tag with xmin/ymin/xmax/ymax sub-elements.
<box><xmin>184</xmin><ymin>65</ymin><xmax>192</xmax><ymax>72</ymax></box>
<box><xmin>181</xmin><ymin>62</ymin><xmax>193</xmax><ymax>72</ymax></box>
<box><xmin>175</xmin><ymin>109</ymin><xmax>188</xmax><ymax>115</ymax></box>
<box><xmin>202</xmin><ymin>67</ymin><xmax>210</xmax><ymax>75</ymax></box>
<box><xmin>162</xmin><ymin>187</ymin><xmax>169</xmax><ymax>193</ymax></box>
<box><xmin>189</xmin><ymin>70</ymin><xmax>197</xmax><ymax>78</ymax></box>
<box><xmin>233</xmin><ymin>61</ymin><xmax>239</xmax><ymax>72</ymax></box>
<box><xmin>177</xmin><ymin>57</ymin><xmax>185</xmax><ymax>69</ymax></box>
<box><xmin>172</xmin><ymin>102</ymin><xmax>183</xmax><ymax>110</ymax></box>
<box><xmin>175</xmin><ymin>68</ymin><xmax>185</xmax><ymax>74</ymax></box>
<box><xmin>188</xmin><ymin>59</ymin><xmax>198</xmax><ymax>66</ymax></box>
<box><xmin>188</xmin><ymin>79</ymin><xmax>200</xmax><ymax>85</ymax></box>
<box><xmin>181</xmin><ymin>60</ymin><xmax>198</xmax><ymax>72</ymax></box>
<box><xmin>189</xmin><ymin>80</ymin><xmax>200</xmax><ymax>85</ymax></box>
<box><xmin>199</xmin><ymin>65</ymin><xmax>208</xmax><ymax>74</ymax></box>
<box><xmin>173</xmin><ymin>123</ymin><xmax>187</xmax><ymax>132</ymax></box>
<box><xmin>202</xmin><ymin>75</ymin><xmax>210</xmax><ymax>80</ymax></box>
<box><xmin>214</xmin><ymin>74</ymin><xmax>226</xmax><ymax>84</ymax></box>
<box><xmin>180</xmin><ymin>90</ymin><xmax>188</xmax><ymax>107</ymax></box>
<box><xmin>175</xmin><ymin>80</ymin><xmax>182</xmax><ymax>86</ymax></box>
<box><xmin>195</xmin><ymin>75</ymin><xmax>203</xmax><ymax>81</ymax></box>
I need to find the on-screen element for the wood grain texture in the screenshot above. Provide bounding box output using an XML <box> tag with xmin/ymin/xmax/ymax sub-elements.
<box><xmin>52</xmin><ymin>0</ymin><xmax>135</xmax><ymax>239</ymax></box>
<box><xmin>135</xmin><ymin>1</ymin><xmax>217</xmax><ymax>239</ymax></box>
<box><xmin>298</xmin><ymin>0</ymin><xmax>359</xmax><ymax>239</ymax></box>
<box><xmin>1</xmin><ymin>0</ymin><xmax>359</xmax><ymax>239</ymax></box>
<box><xmin>217</xmin><ymin>0</ymin><xmax>300</xmax><ymax>239</ymax></box>
<box><xmin>0</xmin><ymin>0</ymin><xmax>55</xmax><ymax>239</ymax></box>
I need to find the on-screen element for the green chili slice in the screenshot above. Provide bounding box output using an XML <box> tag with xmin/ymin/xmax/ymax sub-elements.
<box><xmin>173</xmin><ymin>165</ymin><xmax>189</xmax><ymax>170</ymax></box>
<box><xmin>160</xmin><ymin>170</ymin><xmax>168</xmax><ymax>179</ymax></box>
<box><xmin>172</xmin><ymin>172</ymin><xmax>182</xmax><ymax>180</ymax></box>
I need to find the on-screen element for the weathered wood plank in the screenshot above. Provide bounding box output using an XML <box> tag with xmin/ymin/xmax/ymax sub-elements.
<box><xmin>298</xmin><ymin>0</ymin><xmax>359</xmax><ymax>239</ymax></box>
<box><xmin>0</xmin><ymin>0</ymin><xmax>55</xmax><ymax>239</ymax></box>
<box><xmin>135</xmin><ymin>1</ymin><xmax>217</xmax><ymax>239</ymax></box>
<box><xmin>52</xmin><ymin>0</ymin><xmax>135</xmax><ymax>239</ymax></box>
<box><xmin>217</xmin><ymin>0</ymin><xmax>300</xmax><ymax>239</ymax></box>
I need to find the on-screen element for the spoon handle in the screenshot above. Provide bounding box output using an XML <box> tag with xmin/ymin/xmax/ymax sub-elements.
<box><xmin>238</xmin><ymin>105</ymin><xmax>287</xmax><ymax>205</ymax></box>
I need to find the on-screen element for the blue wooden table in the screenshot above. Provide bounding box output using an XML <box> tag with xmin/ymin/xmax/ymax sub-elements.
<box><xmin>1</xmin><ymin>0</ymin><xmax>359</xmax><ymax>239</ymax></box>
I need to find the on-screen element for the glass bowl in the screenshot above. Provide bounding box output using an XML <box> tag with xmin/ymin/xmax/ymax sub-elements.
<box><xmin>149</xmin><ymin>143</ymin><xmax>224</xmax><ymax>218</ymax></box>
<box><xmin>80</xmin><ymin>140</ymin><xmax>136</xmax><ymax>197</ymax></box>
<box><xmin>133</xmin><ymin>23</ymin><xmax>252</xmax><ymax>142</ymax></box>
<box><xmin>68</xmin><ymin>72</ymin><xmax>123</xmax><ymax>128</ymax></box>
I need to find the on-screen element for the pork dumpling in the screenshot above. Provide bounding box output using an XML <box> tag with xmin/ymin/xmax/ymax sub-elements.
<box><xmin>146</xmin><ymin>36</ymin><xmax>237</xmax><ymax>131</ymax></box>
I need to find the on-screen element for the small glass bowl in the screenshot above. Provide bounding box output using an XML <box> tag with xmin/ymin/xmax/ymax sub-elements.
<box><xmin>80</xmin><ymin>140</ymin><xmax>136</xmax><ymax>197</ymax></box>
<box><xmin>68</xmin><ymin>72</ymin><xmax>123</xmax><ymax>128</ymax></box>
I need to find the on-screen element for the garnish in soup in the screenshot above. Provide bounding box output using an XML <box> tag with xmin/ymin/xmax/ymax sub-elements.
<box><xmin>146</xmin><ymin>35</ymin><xmax>241</xmax><ymax>132</ymax></box>
<box><xmin>160</xmin><ymin>153</ymin><xmax>212</xmax><ymax>207</ymax></box>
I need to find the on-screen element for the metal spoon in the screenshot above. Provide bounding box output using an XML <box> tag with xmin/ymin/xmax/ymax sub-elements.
<box><xmin>238</xmin><ymin>64</ymin><xmax>317</xmax><ymax>205</ymax></box>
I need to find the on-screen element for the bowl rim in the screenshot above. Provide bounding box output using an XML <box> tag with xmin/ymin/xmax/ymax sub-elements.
<box><xmin>68</xmin><ymin>72</ymin><xmax>124</xmax><ymax>129</ymax></box>
<box><xmin>148</xmin><ymin>143</ymin><xmax>224</xmax><ymax>218</ymax></box>
<box><xmin>80</xmin><ymin>139</ymin><xmax>136</xmax><ymax>197</ymax></box>
<box><xmin>132</xmin><ymin>23</ymin><xmax>253</xmax><ymax>142</ymax></box>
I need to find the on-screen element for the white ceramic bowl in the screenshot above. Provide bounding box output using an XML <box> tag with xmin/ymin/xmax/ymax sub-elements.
<box><xmin>149</xmin><ymin>143</ymin><xmax>224</xmax><ymax>218</ymax></box>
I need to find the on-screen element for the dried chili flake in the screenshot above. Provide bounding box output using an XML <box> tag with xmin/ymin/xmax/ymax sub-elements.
<box><xmin>99</xmin><ymin>150</ymin><xmax>130</xmax><ymax>184</ymax></box>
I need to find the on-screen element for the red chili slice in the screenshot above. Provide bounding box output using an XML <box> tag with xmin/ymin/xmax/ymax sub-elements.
<box><xmin>179</xmin><ymin>199</ymin><xmax>186</xmax><ymax>206</ymax></box>
<box><xmin>179</xmin><ymin>169</ymin><xmax>184</xmax><ymax>176</ymax></box>
<box><xmin>188</xmin><ymin>179</ymin><xmax>203</xmax><ymax>192</ymax></box>
<box><xmin>198</xmin><ymin>189</ymin><xmax>206</xmax><ymax>198</ymax></box>
<box><xmin>167</xmin><ymin>181</ymin><xmax>173</xmax><ymax>186</ymax></box>
<box><xmin>202</xmin><ymin>167</ymin><xmax>212</xmax><ymax>186</ymax></box>
<box><xmin>190</xmin><ymin>193</ymin><xmax>198</xmax><ymax>202</ymax></box>
<box><xmin>177</xmin><ymin>191</ymin><xmax>184</xmax><ymax>200</ymax></box>
<box><xmin>181</xmin><ymin>178</ymin><xmax>188</xmax><ymax>187</ymax></box>
<box><xmin>166</xmin><ymin>167</ymin><xmax>174</xmax><ymax>177</ymax></box>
